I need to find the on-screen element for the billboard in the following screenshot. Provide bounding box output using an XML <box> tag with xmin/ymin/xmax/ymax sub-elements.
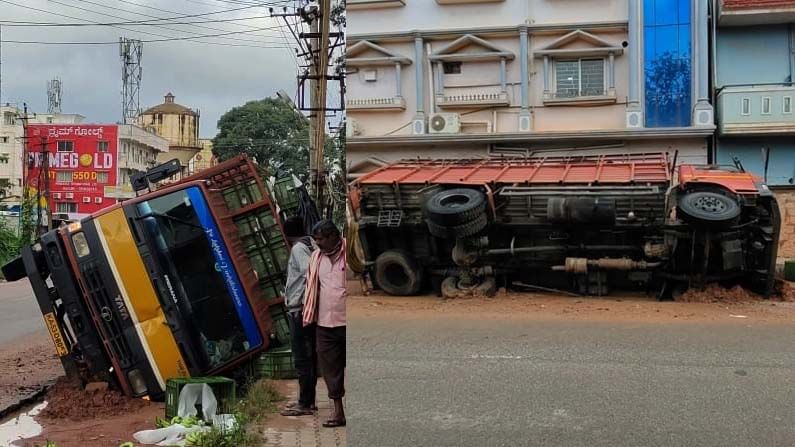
<box><xmin>26</xmin><ymin>125</ymin><xmax>118</xmax><ymax>216</ymax></box>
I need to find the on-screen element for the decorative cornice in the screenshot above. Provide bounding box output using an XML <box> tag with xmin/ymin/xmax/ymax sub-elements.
<box><xmin>349</xmin><ymin>21</ymin><xmax>628</xmax><ymax>43</ymax></box>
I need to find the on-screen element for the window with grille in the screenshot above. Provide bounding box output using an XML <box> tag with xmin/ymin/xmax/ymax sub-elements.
<box><xmin>56</xmin><ymin>171</ymin><xmax>73</xmax><ymax>183</ymax></box>
<box><xmin>56</xmin><ymin>202</ymin><xmax>77</xmax><ymax>213</ymax></box>
<box><xmin>57</xmin><ymin>141</ymin><xmax>74</xmax><ymax>152</ymax></box>
<box><xmin>97</xmin><ymin>172</ymin><xmax>109</xmax><ymax>184</ymax></box>
<box><xmin>97</xmin><ymin>141</ymin><xmax>109</xmax><ymax>152</ymax></box>
<box><xmin>554</xmin><ymin>59</ymin><xmax>605</xmax><ymax>98</ymax></box>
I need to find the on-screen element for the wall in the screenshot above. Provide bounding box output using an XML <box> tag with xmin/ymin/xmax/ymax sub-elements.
<box><xmin>772</xmin><ymin>188</ymin><xmax>795</xmax><ymax>259</ymax></box>
<box><xmin>716</xmin><ymin>25</ymin><xmax>791</xmax><ymax>87</ymax></box>
<box><xmin>138</xmin><ymin>112</ymin><xmax>200</xmax><ymax>149</ymax></box>
<box><xmin>347</xmin><ymin>138</ymin><xmax>707</xmax><ymax>174</ymax></box>
<box><xmin>349</xmin><ymin>0</ymin><xmax>626</xmax><ymax>35</ymax></box>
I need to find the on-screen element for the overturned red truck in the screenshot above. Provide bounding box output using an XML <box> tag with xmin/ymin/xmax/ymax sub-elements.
<box><xmin>349</xmin><ymin>153</ymin><xmax>780</xmax><ymax>299</ymax></box>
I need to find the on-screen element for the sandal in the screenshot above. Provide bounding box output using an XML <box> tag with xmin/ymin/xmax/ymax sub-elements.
<box><xmin>285</xmin><ymin>402</ymin><xmax>318</xmax><ymax>411</ymax></box>
<box><xmin>281</xmin><ymin>407</ymin><xmax>315</xmax><ymax>417</ymax></box>
<box><xmin>322</xmin><ymin>419</ymin><xmax>346</xmax><ymax>428</ymax></box>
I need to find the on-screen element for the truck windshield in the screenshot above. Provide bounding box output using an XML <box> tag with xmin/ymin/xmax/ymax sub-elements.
<box><xmin>136</xmin><ymin>186</ymin><xmax>262</xmax><ymax>370</ymax></box>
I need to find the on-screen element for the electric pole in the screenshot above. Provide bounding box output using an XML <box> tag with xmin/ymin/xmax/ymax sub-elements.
<box><xmin>271</xmin><ymin>1</ymin><xmax>344</xmax><ymax>215</ymax></box>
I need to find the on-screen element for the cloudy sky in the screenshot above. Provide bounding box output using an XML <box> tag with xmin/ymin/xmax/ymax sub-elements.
<box><xmin>0</xmin><ymin>0</ymin><xmax>304</xmax><ymax>138</ymax></box>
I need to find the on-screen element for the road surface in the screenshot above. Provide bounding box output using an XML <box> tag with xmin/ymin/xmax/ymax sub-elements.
<box><xmin>0</xmin><ymin>280</ymin><xmax>46</xmax><ymax>345</ymax></box>
<box><xmin>0</xmin><ymin>280</ymin><xmax>61</xmax><ymax>416</ymax></box>
<box><xmin>348</xmin><ymin>294</ymin><xmax>795</xmax><ymax>447</ymax></box>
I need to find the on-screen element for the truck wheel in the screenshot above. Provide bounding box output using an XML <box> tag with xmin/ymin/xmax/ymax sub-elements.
<box><xmin>426</xmin><ymin>214</ymin><xmax>488</xmax><ymax>239</ymax></box>
<box><xmin>375</xmin><ymin>250</ymin><xmax>424</xmax><ymax>296</ymax></box>
<box><xmin>452</xmin><ymin>214</ymin><xmax>488</xmax><ymax>238</ymax></box>
<box><xmin>424</xmin><ymin>188</ymin><xmax>486</xmax><ymax>226</ymax></box>
<box><xmin>677</xmin><ymin>190</ymin><xmax>741</xmax><ymax>224</ymax></box>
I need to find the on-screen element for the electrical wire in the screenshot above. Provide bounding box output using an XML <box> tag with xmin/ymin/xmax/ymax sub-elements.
<box><xmin>0</xmin><ymin>16</ymin><xmax>274</xmax><ymax>27</ymax></box>
<box><xmin>46</xmin><ymin>0</ymin><xmax>288</xmax><ymax>46</ymax></box>
<box><xmin>0</xmin><ymin>0</ymin><xmax>292</xmax><ymax>47</ymax></box>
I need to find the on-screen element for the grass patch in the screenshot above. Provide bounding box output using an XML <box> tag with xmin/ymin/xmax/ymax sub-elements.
<box><xmin>235</xmin><ymin>379</ymin><xmax>283</xmax><ymax>424</ymax></box>
<box><xmin>189</xmin><ymin>379</ymin><xmax>283</xmax><ymax>447</ymax></box>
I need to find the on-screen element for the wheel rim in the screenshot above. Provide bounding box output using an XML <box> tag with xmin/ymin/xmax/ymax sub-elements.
<box><xmin>691</xmin><ymin>195</ymin><xmax>728</xmax><ymax>214</ymax></box>
<box><xmin>439</xmin><ymin>194</ymin><xmax>470</xmax><ymax>210</ymax></box>
<box><xmin>384</xmin><ymin>263</ymin><xmax>409</xmax><ymax>288</ymax></box>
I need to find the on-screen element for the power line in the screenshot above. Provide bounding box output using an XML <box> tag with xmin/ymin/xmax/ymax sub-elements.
<box><xmin>0</xmin><ymin>16</ymin><xmax>274</xmax><ymax>27</ymax></box>
<box><xmin>1</xmin><ymin>25</ymin><xmax>293</xmax><ymax>46</ymax></box>
<box><xmin>68</xmin><ymin>0</ymin><xmax>286</xmax><ymax>44</ymax></box>
<box><xmin>0</xmin><ymin>0</ymin><xmax>263</xmax><ymax>22</ymax></box>
<box><xmin>45</xmin><ymin>0</ymin><xmax>288</xmax><ymax>46</ymax></box>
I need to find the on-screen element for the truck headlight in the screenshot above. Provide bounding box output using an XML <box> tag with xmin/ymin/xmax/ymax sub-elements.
<box><xmin>72</xmin><ymin>232</ymin><xmax>90</xmax><ymax>258</ymax></box>
<box><xmin>127</xmin><ymin>369</ymin><xmax>148</xmax><ymax>396</ymax></box>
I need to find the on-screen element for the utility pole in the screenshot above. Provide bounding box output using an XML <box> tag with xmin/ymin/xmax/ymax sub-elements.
<box><xmin>271</xmin><ymin>1</ymin><xmax>344</xmax><ymax>215</ymax></box>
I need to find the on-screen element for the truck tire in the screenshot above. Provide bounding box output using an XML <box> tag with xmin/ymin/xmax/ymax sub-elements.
<box><xmin>424</xmin><ymin>188</ymin><xmax>486</xmax><ymax>226</ymax></box>
<box><xmin>677</xmin><ymin>190</ymin><xmax>741</xmax><ymax>224</ymax></box>
<box><xmin>452</xmin><ymin>213</ymin><xmax>488</xmax><ymax>238</ymax></box>
<box><xmin>374</xmin><ymin>250</ymin><xmax>424</xmax><ymax>296</ymax></box>
<box><xmin>426</xmin><ymin>213</ymin><xmax>488</xmax><ymax>239</ymax></box>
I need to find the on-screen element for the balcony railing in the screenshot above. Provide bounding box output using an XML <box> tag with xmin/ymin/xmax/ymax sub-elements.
<box><xmin>348</xmin><ymin>0</ymin><xmax>405</xmax><ymax>10</ymax></box>
<box><xmin>347</xmin><ymin>96</ymin><xmax>406</xmax><ymax>111</ymax></box>
<box><xmin>543</xmin><ymin>88</ymin><xmax>617</xmax><ymax>106</ymax></box>
<box><xmin>717</xmin><ymin>84</ymin><xmax>795</xmax><ymax>135</ymax></box>
<box><xmin>436</xmin><ymin>92</ymin><xmax>509</xmax><ymax>108</ymax></box>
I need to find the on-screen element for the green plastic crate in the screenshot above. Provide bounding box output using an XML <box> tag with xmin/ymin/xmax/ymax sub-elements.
<box><xmin>272</xmin><ymin>177</ymin><xmax>299</xmax><ymax>214</ymax></box>
<box><xmin>269</xmin><ymin>304</ymin><xmax>291</xmax><ymax>347</ymax></box>
<box><xmin>256</xmin><ymin>347</ymin><xmax>297</xmax><ymax>380</ymax></box>
<box><xmin>785</xmin><ymin>260</ymin><xmax>795</xmax><ymax>281</ymax></box>
<box><xmin>165</xmin><ymin>377</ymin><xmax>236</xmax><ymax>419</ymax></box>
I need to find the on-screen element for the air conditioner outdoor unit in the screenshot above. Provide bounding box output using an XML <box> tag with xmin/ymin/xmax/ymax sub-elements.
<box><xmin>346</xmin><ymin>118</ymin><xmax>362</xmax><ymax>138</ymax></box>
<box><xmin>95</xmin><ymin>197</ymin><xmax>103</xmax><ymax>204</ymax></box>
<box><xmin>428</xmin><ymin>113</ymin><xmax>461</xmax><ymax>134</ymax></box>
<box><xmin>65</xmin><ymin>192</ymin><xmax>74</xmax><ymax>199</ymax></box>
<box><xmin>52</xmin><ymin>193</ymin><xmax>61</xmax><ymax>199</ymax></box>
<box><xmin>83</xmin><ymin>196</ymin><xmax>91</xmax><ymax>203</ymax></box>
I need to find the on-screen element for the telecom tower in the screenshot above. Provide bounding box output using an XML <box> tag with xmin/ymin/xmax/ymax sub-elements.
<box><xmin>120</xmin><ymin>38</ymin><xmax>142</xmax><ymax>124</ymax></box>
<box><xmin>47</xmin><ymin>78</ymin><xmax>62</xmax><ymax>114</ymax></box>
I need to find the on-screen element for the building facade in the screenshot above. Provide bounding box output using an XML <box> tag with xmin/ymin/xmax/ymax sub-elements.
<box><xmin>346</xmin><ymin>0</ymin><xmax>715</xmax><ymax>178</ymax></box>
<box><xmin>0</xmin><ymin>105</ymin><xmax>85</xmax><ymax>204</ymax></box>
<box><xmin>713</xmin><ymin>0</ymin><xmax>795</xmax><ymax>259</ymax></box>
<box><xmin>137</xmin><ymin>93</ymin><xmax>201</xmax><ymax>173</ymax></box>
<box><xmin>25</xmin><ymin>123</ymin><xmax>168</xmax><ymax>219</ymax></box>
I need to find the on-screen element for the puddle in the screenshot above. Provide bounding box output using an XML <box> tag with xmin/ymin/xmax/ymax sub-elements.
<box><xmin>0</xmin><ymin>401</ymin><xmax>47</xmax><ymax>446</ymax></box>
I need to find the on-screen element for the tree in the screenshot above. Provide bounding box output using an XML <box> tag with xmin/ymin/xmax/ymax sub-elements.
<box><xmin>212</xmin><ymin>98</ymin><xmax>310</xmax><ymax>178</ymax></box>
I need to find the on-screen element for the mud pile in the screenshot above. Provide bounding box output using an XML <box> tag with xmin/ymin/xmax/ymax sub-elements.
<box><xmin>39</xmin><ymin>378</ymin><xmax>150</xmax><ymax>421</ymax></box>
<box><xmin>677</xmin><ymin>281</ymin><xmax>795</xmax><ymax>303</ymax></box>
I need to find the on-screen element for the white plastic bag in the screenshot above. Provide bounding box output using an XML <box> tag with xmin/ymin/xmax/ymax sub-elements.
<box><xmin>177</xmin><ymin>383</ymin><xmax>218</xmax><ymax>422</ymax></box>
<box><xmin>133</xmin><ymin>424</ymin><xmax>209</xmax><ymax>446</ymax></box>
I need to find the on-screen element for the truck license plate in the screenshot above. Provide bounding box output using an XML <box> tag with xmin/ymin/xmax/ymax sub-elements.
<box><xmin>44</xmin><ymin>312</ymin><xmax>69</xmax><ymax>357</ymax></box>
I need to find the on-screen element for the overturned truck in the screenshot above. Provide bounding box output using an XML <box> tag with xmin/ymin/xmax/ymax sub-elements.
<box><xmin>349</xmin><ymin>153</ymin><xmax>780</xmax><ymax>299</ymax></box>
<box><xmin>2</xmin><ymin>156</ymin><xmax>290</xmax><ymax>399</ymax></box>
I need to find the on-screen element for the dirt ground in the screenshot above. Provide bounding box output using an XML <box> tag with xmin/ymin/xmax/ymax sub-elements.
<box><xmin>0</xmin><ymin>334</ymin><xmax>61</xmax><ymax>416</ymax></box>
<box><xmin>347</xmin><ymin>279</ymin><xmax>795</xmax><ymax>324</ymax></box>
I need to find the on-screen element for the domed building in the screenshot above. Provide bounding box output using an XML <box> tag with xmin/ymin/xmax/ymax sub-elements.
<box><xmin>137</xmin><ymin>93</ymin><xmax>201</xmax><ymax>174</ymax></box>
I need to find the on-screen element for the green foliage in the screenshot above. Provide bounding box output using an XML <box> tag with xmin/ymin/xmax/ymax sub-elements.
<box><xmin>212</xmin><ymin>98</ymin><xmax>310</xmax><ymax>178</ymax></box>
<box><xmin>235</xmin><ymin>379</ymin><xmax>282</xmax><ymax>424</ymax></box>
<box><xmin>325</xmin><ymin>123</ymin><xmax>346</xmax><ymax>230</ymax></box>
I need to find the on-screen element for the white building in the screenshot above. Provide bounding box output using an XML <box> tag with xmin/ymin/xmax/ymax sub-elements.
<box><xmin>0</xmin><ymin>104</ymin><xmax>85</xmax><ymax>204</ymax></box>
<box><xmin>347</xmin><ymin>0</ymin><xmax>715</xmax><ymax>178</ymax></box>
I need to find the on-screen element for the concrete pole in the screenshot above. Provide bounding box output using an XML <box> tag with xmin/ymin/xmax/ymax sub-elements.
<box><xmin>519</xmin><ymin>25</ymin><xmax>531</xmax><ymax>131</ymax></box>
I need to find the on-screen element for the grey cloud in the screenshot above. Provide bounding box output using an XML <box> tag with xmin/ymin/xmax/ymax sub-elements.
<box><xmin>0</xmin><ymin>0</ymin><xmax>297</xmax><ymax>137</ymax></box>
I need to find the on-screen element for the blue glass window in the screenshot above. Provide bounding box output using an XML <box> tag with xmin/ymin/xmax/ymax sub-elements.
<box><xmin>644</xmin><ymin>0</ymin><xmax>692</xmax><ymax>127</ymax></box>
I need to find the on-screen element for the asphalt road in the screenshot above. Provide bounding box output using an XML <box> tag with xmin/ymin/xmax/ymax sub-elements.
<box><xmin>0</xmin><ymin>280</ymin><xmax>46</xmax><ymax>345</ymax></box>
<box><xmin>348</xmin><ymin>316</ymin><xmax>795</xmax><ymax>446</ymax></box>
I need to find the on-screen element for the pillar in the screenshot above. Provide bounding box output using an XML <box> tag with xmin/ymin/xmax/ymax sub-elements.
<box><xmin>693</xmin><ymin>0</ymin><xmax>714</xmax><ymax>127</ymax></box>
<box><xmin>395</xmin><ymin>62</ymin><xmax>402</xmax><ymax>97</ymax></box>
<box><xmin>412</xmin><ymin>33</ymin><xmax>426</xmax><ymax>134</ymax></box>
<box><xmin>626</xmin><ymin>0</ymin><xmax>643</xmax><ymax>128</ymax></box>
<box><xmin>519</xmin><ymin>25</ymin><xmax>531</xmax><ymax>132</ymax></box>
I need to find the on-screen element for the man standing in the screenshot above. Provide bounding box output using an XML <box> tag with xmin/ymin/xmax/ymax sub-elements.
<box><xmin>280</xmin><ymin>216</ymin><xmax>317</xmax><ymax>417</ymax></box>
<box><xmin>303</xmin><ymin>220</ymin><xmax>346</xmax><ymax>428</ymax></box>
